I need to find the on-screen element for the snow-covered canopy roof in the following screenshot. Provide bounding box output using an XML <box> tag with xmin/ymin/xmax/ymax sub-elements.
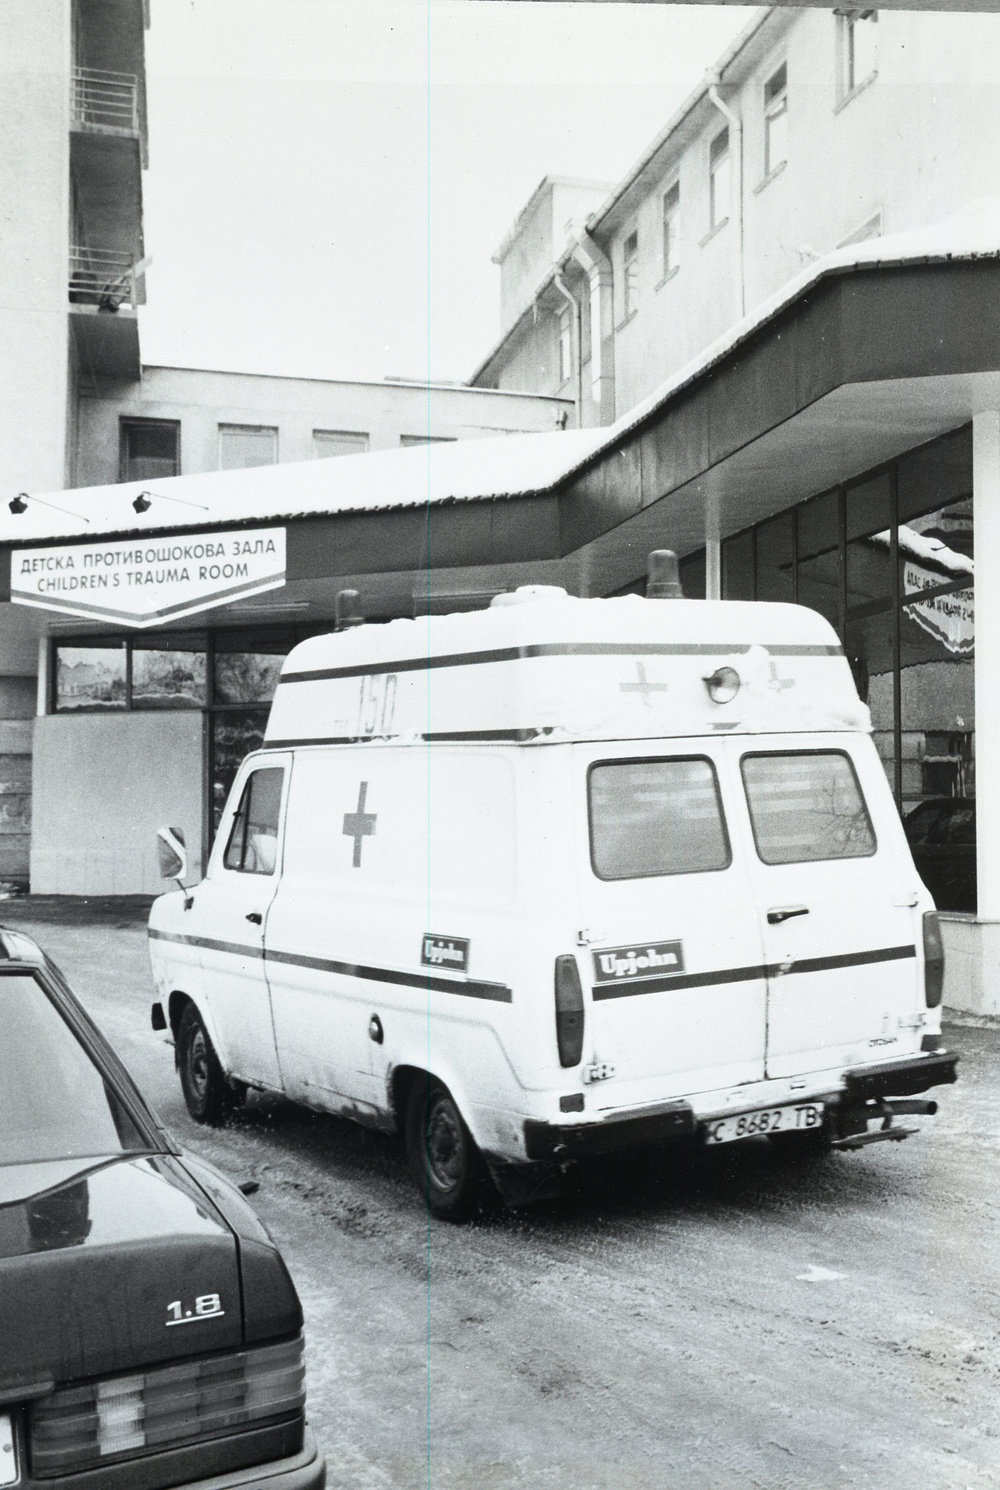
<box><xmin>6</xmin><ymin>199</ymin><xmax>1000</xmax><ymax>548</ymax></box>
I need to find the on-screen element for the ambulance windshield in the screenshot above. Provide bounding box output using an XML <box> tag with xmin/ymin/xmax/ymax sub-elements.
<box><xmin>589</xmin><ymin>757</ymin><xmax>731</xmax><ymax>880</ymax></box>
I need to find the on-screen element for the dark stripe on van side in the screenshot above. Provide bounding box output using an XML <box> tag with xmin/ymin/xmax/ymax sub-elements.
<box><xmin>260</xmin><ymin>736</ymin><xmax>358</xmax><ymax>750</ymax></box>
<box><xmin>263</xmin><ymin>947</ymin><xmax>512</xmax><ymax>1002</ymax></box>
<box><xmin>278</xmin><ymin>641</ymin><xmax>843</xmax><ymax>686</ymax></box>
<box><xmin>147</xmin><ymin>927</ymin><xmax>512</xmax><ymax>1003</ymax></box>
<box><xmin>591</xmin><ymin>943</ymin><xmax>916</xmax><ymax>1001</ymax></box>
<box><xmin>261</xmin><ymin>730</ymin><xmax>544</xmax><ymax>750</ymax></box>
<box><xmin>148</xmin><ymin>927</ymin><xmax>265</xmax><ymax>960</ymax></box>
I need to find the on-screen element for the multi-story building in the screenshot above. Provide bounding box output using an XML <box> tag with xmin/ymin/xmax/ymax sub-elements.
<box><xmin>472</xmin><ymin>8</ymin><xmax>1000</xmax><ymax>424</ymax></box>
<box><xmin>74</xmin><ymin>365</ymin><xmax>568</xmax><ymax>489</ymax></box>
<box><xmin>466</xmin><ymin>6</ymin><xmax>1000</xmax><ymax>1010</ymax></box>
<box><xmin>0</xmin><ymin>1</ymin><xmax>568</xmax><ymax>886</ymax></box>
<box><xmin>7</xmin><ymin>2</ymin><xmax>1000</xmax><ymax>1015</ymax></box>
<box><xmin>0</xmin><ymin>0</ymin><xmax>148</xmax><ymax>884</ymax></box>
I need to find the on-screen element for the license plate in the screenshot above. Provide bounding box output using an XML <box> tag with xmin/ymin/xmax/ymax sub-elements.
<box><xmin>0</xmin><ymin>1413</ymin><xmax>17</xmax><ymax>1487</ymax></box>
<box><xmin>704</xmin><ymin>1103</ymin><xmax>824</xmax><ymax>1145</ymax></box>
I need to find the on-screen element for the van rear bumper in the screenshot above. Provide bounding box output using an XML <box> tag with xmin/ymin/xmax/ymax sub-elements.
<box><xmin>523</xmin><ymin>1100</ymin><xmax>696</xmax><ymax>1163</ymax></box>
<box><xmin>521</xmin><ymin>1051</ymin><xmax>958</xmax><ymax>1165</ymax></box>
<box><xmin>842</xmin><ymin>1049</ymin><xmax>959</xmax><ymax>1102</ymax></box>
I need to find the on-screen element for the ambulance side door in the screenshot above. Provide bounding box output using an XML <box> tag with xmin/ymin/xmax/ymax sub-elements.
<box><xmin>186</xmin><ymin>756</ymin><xmax>289</xmax><ymax>1089</ymax></box>
<box><xmin>264</xmin><ymin>748</ymin><xmax>382</xmax><ymax>1111</ymax></box>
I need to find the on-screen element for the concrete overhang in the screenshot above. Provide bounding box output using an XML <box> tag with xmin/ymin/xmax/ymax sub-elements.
<box><xmin>11</xmin><ymin>204</ymin><xmax>1000</xmax><ymax>619</ymax></box>
<box><xmin>558</xmin><ymin>259</ymin><xmax>1000</xmax><ymax>590</ymax></box>
<box><xmin>70</xmin><ymin>304</ymin><xmax>141</xmax><ymax>381</ymax></box>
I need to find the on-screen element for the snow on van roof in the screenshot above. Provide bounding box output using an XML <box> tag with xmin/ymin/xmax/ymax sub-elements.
<box><xmin>264</xmin><ymin>591</ymin><xmax>869</xmax><ymax>746</ymax></box>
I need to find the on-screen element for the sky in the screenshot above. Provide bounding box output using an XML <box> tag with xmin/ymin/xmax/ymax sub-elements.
<box><xmin>139</xmin><ymin>0</ymin><xmax>753</xmax><ymax>385</ymax></box>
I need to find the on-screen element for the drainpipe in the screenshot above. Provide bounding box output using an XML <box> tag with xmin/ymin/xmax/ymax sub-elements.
<box><xmin>571</xmin><ymin>231</ymin><xmax>615</xmax><ymax>424</ymax></box>
<box><xmin>553</xmin><ymin>272</ymin><xmax>583</xmax><ymax>429</ymax></box>
<box><xmin>707</xmin><ymin>74</ymin><xmax>745</xmax><ymax>319</ymax></box>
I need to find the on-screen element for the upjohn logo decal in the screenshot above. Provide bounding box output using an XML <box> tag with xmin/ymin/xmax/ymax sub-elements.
<box><xmin>422</xmin><ymin>935</ymin><xmax>470</xmax><ymax>973</ymax></box>
<box><xmin>592</xmin><ymin>940</ymin><xmax>685</xmax><ymax>983</ymax></box>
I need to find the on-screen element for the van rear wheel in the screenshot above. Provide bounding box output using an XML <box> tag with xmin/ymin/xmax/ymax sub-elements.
<box><xmin>178</xmin><ymin>1003</ymin><xmax>239</xmax><ymax>1127</ymax></box>
<box><xmin>405</xmin><ymin>1079</ymin><xmax>485</xmax><ymax>1221</ymax></box>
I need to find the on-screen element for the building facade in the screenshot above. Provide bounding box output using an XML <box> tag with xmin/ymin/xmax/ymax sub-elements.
<box><xmin>472</xmin><ymin>8</ymin><xmax>1000</xmax><ymax>425</ymax></box>
<box><xmin>75</xmin><ymin>365</ymin><xmax>570</xmax><ymax>490</ymax></box>
<box><xmin>0</xmin><ymin>2</ymin><xmax>568</xmax><ymax>885</ymax></box>
<box><xmin>5</xmin><ymin>2</ymin><xmax>1000</xmax><ymax>1019</ymax></box>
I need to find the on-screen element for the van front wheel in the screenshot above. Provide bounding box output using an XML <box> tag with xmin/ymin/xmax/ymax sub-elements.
<box><xmin>178</xmin><ymin>1003</ymin><xmax>238</xmax><ymax>1127</ymax></box>
<box><xmin>405</xmin><ymin>1079</ymin><xmax>484</xmax><ymax>1221</ymax></box>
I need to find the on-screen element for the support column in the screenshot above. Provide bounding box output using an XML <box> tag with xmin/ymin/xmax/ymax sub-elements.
<box><xmin>973</xmin><ymin>411</ymin><xmax>1000</xmax><ymax>922</ymax></box>
<box><xmin>705</xmin><ymin>496</ymin><xmax>722</xmax><ymax>600</ymax></box>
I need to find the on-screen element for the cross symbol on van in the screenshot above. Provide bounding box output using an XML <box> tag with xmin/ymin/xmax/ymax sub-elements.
<box><xmin>767</xmin><ymin>659</ymin><xmax>795</xmax><ymax>692</ymax></box>
<box><xmin>619</xmin><ymin>662</ymin><xmax>668</xmax><ymax>709</ymax></box>
<box><xmin>343</xmin><ymin>781</ymin><xmax>377</xmax><ymax>867</ymax></box>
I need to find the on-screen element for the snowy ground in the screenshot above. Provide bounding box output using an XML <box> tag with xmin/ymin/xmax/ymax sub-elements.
<box><xmin>8</xmin><ymin>897</ymin><xmax>1000</xmax><ymax>1490</ymax></box>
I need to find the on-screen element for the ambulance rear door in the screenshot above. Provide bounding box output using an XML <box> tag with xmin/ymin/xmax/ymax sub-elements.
<box><xmin>580</xmin><ymin>745</ymin><xmax>768</xmax><ymax>1106</ymax></box>
<box><xmin>730</xmin><ymin>736</ymin><xmax>925</xmax><ymax>1079</ymax></box>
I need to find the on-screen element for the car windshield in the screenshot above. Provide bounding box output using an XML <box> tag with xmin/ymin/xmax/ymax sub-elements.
<box><xmin>0</xmin><ymin>973</ymin><xmax>145</xmax><ymax>1165</ymax></box>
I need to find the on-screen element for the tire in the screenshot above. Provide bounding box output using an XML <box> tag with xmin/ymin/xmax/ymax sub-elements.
<box><xmin>405</xmin><ymin>1078</ymin><xmax>485</xmax><ymax>1221</ymax></box>
<box><xmin>177</xmin><ymin>1003</ymin><xmax>239</xmax><ymax>1126</ymax></box>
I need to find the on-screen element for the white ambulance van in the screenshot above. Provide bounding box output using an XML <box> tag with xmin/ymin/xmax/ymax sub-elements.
<box><xmin>148</xmin><ymin>558</ymin><xmax>957</xmax><ymax>1219</ymax></box>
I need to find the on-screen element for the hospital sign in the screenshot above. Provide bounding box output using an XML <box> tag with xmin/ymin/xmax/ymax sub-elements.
<box><xmin>11</xmin><ymin>526</ymin><xmax>286</xmax><ymax>628</ymax></box>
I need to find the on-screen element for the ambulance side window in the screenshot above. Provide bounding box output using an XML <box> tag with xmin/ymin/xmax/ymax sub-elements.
<box><xmin>223</xmin><ymin>767</ymin><xmax>284</xmax><ymax>875</ymax></box>
<box><xmin>741</xmin><ymin>751</ymin><xmax>876</xmax><ymax>864</ymax></box>
<box><xmin>588</xmin><ymin>757</ymin><xmax>731</xmax><ymax>880</ymax></box>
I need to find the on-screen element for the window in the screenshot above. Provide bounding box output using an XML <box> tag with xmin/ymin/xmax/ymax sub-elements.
<box><xmin>840</xmin><ymin>10</ymin><xmax>878</xmax><ymax>99</ymax></box>
<box><xmin>741</xmin><ymin>752</ymin><xmax>876</xmax><ymax>864</ymax></box>
<box><xmin>131</xmin><ymin>638</ymin><xmax>207</xmax><ymax>710</ymax></box>
<box><xmin>313</xmin><ymin>430</ymin><xmax>368</xmax><ymax>459</ymax></box>
<box><xmin>558</xmin><ymin>307</ymin><xmax>572</xmax><ymax>386</ymax></box>
<box><xmin>622</xmin><ymin>230</ymin><xmax>639</xmax><ymax>318</ymax></box>
<box><xmin>661</xmin><ymin>181</ymin><xmax>681</xmax><ymax>277</ymax></box>
<box><xmin>399</xmin><ymin>435</ymin><xmax>457</xmax><ymax>448</ymax></box>
<box><xmin>55</xmin><ymin>644</ymin><xmax>126</xmax><ymax>711</ymax></box>
<box><xmin>224</xmin><ymin>767</ymin><xmax>284</xmax><ymax>874</ymax></box>
<box><xmin>589</xmin><ymin>757</ymin><xmax>731</xmax><ymax>880</ymax></box>
<box><xmin>763</xmin><ymin>63</ymin><xmax>788</xmax><ymax>176</ymax></box>
<box><xmin>218</xmin><ymin>424</ymin><xmax>278</xmax><ymax>470</ymax></box>
<box><xmin>119</xmin><ymin>420</ymin><xmax>179</xmax><ymax>483</ymax></box>
<box><xmin>0</xmin><ymin>973</ymin><xmax>143</xmax><ymax>1165</ymax></box>
<box><xmin>709</xmin><ymin>128</ymin><xmax>730</xmax><ymax>230</ymax></box>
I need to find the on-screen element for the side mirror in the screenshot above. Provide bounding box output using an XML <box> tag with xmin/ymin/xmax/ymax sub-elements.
<box><xmin>157</xmin><ymin>826</ymin><xmax>188</xmax><ymax>888</ymax></box>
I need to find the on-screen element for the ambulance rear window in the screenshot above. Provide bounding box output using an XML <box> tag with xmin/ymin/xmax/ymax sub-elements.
<box><xmin>741</xmin><ymin>751</ymin><xmax>876</xmax><ymax>864</ymax></box>
<box><xmin>588</xmin><ymin>757</ymin><xmax>731</xmax><ymax>880</ymax></box>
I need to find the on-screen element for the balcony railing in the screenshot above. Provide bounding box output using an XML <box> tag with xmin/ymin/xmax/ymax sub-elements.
<box><xmin>71</xmin><ymin>67</ymin><xmax>139</xmax><ymax>135</ymax></box>
<box><xmin>69</xmin><ymin>248</ymin><xmax>136</xmax><ymax>310</ymax></box>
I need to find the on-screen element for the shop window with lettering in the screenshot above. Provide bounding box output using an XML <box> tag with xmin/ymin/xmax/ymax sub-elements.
<box><xmin>898</xmin><ymin>492</ymin><xmax>974</xmax><ymax>909</ymax></box>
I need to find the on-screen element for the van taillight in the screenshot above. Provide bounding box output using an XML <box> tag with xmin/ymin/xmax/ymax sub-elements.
<box><xmin>554</xmin><ymin>955</ymin><xmax>585</xmax><ymax>1068</ymax></box>
<box><xmin>923</xmin><ymin>910</ymin><xmax>945</xmax><ymax>1008</ymax></box>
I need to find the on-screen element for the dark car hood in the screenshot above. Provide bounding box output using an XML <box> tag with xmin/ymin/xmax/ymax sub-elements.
<box><xmin>0</xmin><ymin>1154</ymin><xmax>242</xmax><ymax>1391</ymax></box>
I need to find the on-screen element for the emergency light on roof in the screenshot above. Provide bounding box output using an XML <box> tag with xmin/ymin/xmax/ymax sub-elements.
<box><xmin>264</xmin><ymin>590</ymin><xmax>869</xmax><ymax>749</ymax></box>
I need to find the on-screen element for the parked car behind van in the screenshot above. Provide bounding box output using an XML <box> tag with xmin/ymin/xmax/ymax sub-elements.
<box><xmin>903</xmin><ymin>796</ymin><xmax>976</xmax><ymax>913</ymax></box>
<box><xmin>149</xmin><ymin>566</ymin><xmax>957</xmax><ymax>1220</ymax></box>
<box><xmin>0</xmin><ymin>927</ymin><xmax>325</xmax><ymax>1489</ymax></box>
